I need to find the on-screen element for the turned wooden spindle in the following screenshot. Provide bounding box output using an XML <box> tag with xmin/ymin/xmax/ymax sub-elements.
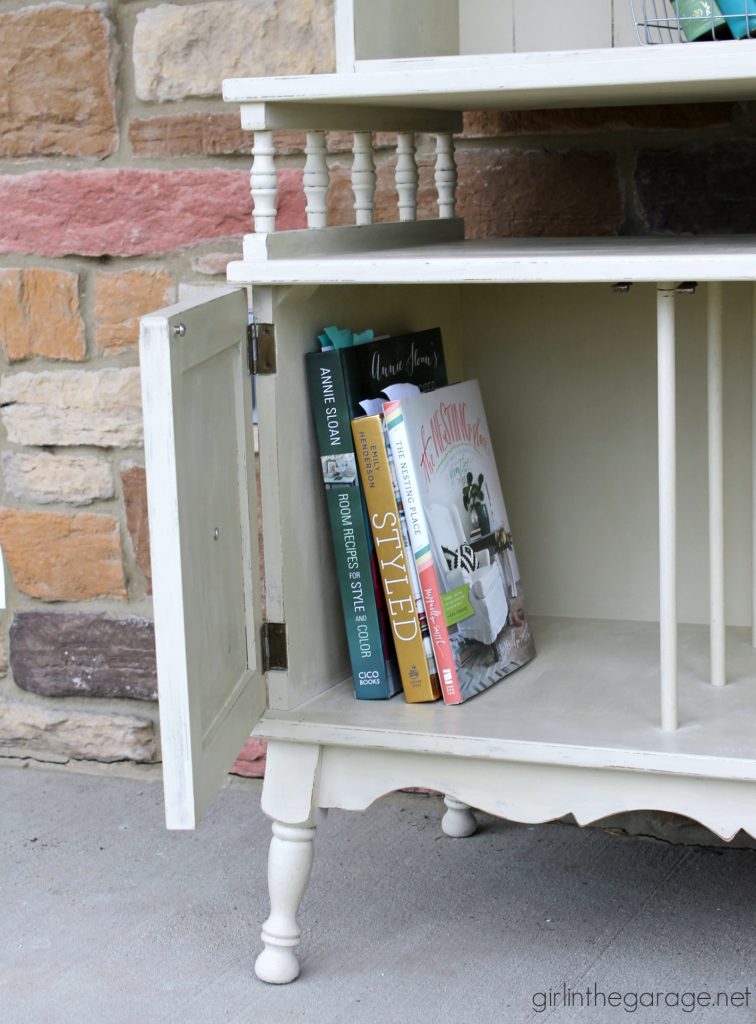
<box><xmin>395</xmin><ymin>132</ymin><xmax>418</xmax><ymax>222</ymax></box>
<box><xmin>352</xmin><ymin>131</ymin><xmax>376</xmax><ymax>226</ymax></box>
<box><xmin>749</xmin><ymin>280</ymin><xmax>753</xmax><ymax>647</ymax></box>
<box><xmin>303</xmin><ymin>130</ymin><xmax>329</xmax><ymax>230</ymax></box>
<box><xmin>434</xmin><ymin>133</ymin><xmax>457</xmax><ymax>219</ymax></box>
<box><xmin>251</xmin><ymin>129</ymin><xmax>277</xmax><ymax>234</ymax></box>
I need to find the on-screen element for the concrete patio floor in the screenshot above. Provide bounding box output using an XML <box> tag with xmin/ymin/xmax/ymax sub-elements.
<box><xmin>1</xmin><ymin>762</ymin><xmax>755</xmax><ymax>1024</ymax></box>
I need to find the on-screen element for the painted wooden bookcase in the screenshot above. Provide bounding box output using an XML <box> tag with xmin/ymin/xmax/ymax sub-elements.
<box><xmin>140</xmin><ymin>0</ymin><xmax>756</xmax><ymax>985</ymax></box>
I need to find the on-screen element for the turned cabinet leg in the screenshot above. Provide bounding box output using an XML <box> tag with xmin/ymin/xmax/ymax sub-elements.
<box><xmin>255</xmin><ymin>819</ymin><xmax>316</xmax><ymax>984</ymax></box>
<box><xmin>442</xmin><ymin>796</ymin><xmax>478</xmax><ymax>838</ymax></box>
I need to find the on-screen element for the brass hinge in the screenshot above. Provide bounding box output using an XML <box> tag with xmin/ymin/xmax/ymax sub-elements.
<box><xmin>261</xmin><ymin>620</ymin><xmax>287</xmax><ymax>672</ymax></box>
<box><xmin>247</xmin><ymin>322</ymin><xmax>277</xmax><ymax>375</ymax></box>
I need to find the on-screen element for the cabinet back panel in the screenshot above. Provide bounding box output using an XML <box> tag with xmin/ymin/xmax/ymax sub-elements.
<box><xmin>463</xmin><ymin>283</ymin><xmax>752</xmax><ymax>627</ymax></box>
<box><xmin>352</xmin><ymin>0</ymin><xmax>460</xmax><ymax>60</ymax></box>
<box><xmin>513</xmin><ymin>0</ymin><xmax>612</xmax><ymax>53</ymax></box>
<box><xmin>459</xmin><ymin>0</ymin><xmax>514</xmax><ymax>55</ymax></box>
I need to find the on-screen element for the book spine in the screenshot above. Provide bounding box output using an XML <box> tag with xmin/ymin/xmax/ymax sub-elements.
<box><xmin>352</xmin><ymin>415</ymin><xmax>441</xmax><ymax>703</ymax></box>
<box><xmin>385</xmin><ymin>428</ymin><xmax>441</xmax><ymax>695</ymax></box>
<box><xmin>306</xmin><ymin>351</ymin><xmax>399</xmax><ymax>699</ymax></box>
<box><xmin>384</xmin><ymin>401</ymin><xmax>463</xmax><ymax>705</ymax></box>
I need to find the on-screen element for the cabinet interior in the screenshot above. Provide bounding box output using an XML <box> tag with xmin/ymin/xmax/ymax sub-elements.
<box><xmin>350</xmin><ymin>0</ymin><xmax>638</xmax><ymax>63</ymax></box>
<box><xmin>259</xmin><ymin>281</ymin><xmax>756</xmax><ymax>748</ymax></box>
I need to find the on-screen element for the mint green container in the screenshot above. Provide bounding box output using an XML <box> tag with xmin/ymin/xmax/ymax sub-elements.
<box><xmin>672</xmin><ymin>0</ymin><xmax>729</xmax><ymax>39</ymax></box>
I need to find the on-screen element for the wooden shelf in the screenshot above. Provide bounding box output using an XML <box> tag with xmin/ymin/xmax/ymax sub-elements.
<box><xmin>257</xmin><ymin>616</ymin><xmax>756</xmax><ymax>780</ymax></box>
<box><xmin>227</xmin><ymin>235</ymin><xmax>756</xmax><ymax>286</ymax></box>
<box><xmin>224</xmin><ymin>41</ymin><xmax>756</xmax><ymax>114</ymax></box>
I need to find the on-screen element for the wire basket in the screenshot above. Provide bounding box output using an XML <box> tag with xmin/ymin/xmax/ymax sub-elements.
<box><xmin>630</xmin><ymin>0</ymin><xmax>756</xmax><ymax>43</ymax></box>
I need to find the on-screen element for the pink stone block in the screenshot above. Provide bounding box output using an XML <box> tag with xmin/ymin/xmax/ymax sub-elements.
<box><xmin>0</xmin><ymin>168</ymin><xmax>306</xmax><ymax>256</ymax></box>
<box><xmin>273</xmin><ymin>169</ymin><xmax>306</xmax><ymax>231</ymax></box>
<box><xmin>230</xmin><ymin>736</ymin><xmax>267</xmax><ymax>778</ymax></box>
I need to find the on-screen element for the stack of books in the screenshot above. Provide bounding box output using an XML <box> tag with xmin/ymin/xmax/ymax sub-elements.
<box><xmin>306</xmin><ymin>326</ymin><xmax>536</xmax><ymax>706</ymax></box>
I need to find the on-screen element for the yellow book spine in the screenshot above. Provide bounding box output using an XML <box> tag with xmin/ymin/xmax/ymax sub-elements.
<box><xmin>352</xmin><ymin>415</ymin><xmax>440</xmax><ymax>703</ymax></box>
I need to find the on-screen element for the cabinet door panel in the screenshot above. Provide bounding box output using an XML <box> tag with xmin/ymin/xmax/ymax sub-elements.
<box><xmin>140</xmin><ymin>289</ymin><xmax>265</xmax><ymax>829</ymax></box>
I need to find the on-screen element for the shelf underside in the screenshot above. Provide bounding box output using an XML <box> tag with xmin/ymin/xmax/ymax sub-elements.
<box><xmin>227</xmin><ymin>236</ymin><xmax>756</xmax><ymax>286</ymax></box>
<box><xmin>257</xmin><ymin>617</ymin><xmax>756</xmax><ymax>780</ymax></box>
<box><xmin>224</xmin><ymin>41</ymin><xmax>756</xmax><ymax>112</ymax></box>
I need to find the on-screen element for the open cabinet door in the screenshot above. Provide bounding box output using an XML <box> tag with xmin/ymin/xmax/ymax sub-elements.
<box><xmin>139</xmin><ymin>289</ymin><xmax>265</xmax><ymax>829</ymax></box>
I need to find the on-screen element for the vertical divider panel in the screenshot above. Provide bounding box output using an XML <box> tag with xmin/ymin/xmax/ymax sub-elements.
<box><xmin>657</xmin><ymin>283</ymin><xmax>678</xmax><ymax>731</ymax></box>
<box><xmin>334</xmin><ymin>0</ymin><xmax>357</xmax><ymax>72</ymax></box>
<box><xmin>612</xmin><ymin>0</ymin><xmax>641</xmax><ymax>46</ymax></box>
<box><xmin>708</xmin><ymin>282</ymin><xmax>726</xmax><ymax>686</ymax></box>
<box><xmin>752</xmin><ymin>281</ymin><xmax>756</xmax><ymax>647</ymax></box>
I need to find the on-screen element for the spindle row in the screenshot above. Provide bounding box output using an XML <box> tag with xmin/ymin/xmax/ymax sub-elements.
<box><xmin>250</xmin><ymin>130</ymin><xmax>458</xmax><ymax>234</ymax></box>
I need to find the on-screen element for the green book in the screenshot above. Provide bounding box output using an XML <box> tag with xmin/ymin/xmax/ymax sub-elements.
<box><xmin>307</xmin><ymin>348</ymin><xmax>401</xmax><ymax>698</ymax></box>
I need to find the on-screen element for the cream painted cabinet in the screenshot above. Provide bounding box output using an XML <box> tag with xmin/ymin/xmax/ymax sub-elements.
<box><xmin>141</xmin><ymin>1</ymin><xmax>756</xmax><ymax>986</ymax></box>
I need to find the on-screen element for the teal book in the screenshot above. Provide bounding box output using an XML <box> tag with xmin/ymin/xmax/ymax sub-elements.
<box><xmin>307</xmin><ymin>349</ymin><xmax>401</xmax><ymax>698</ymax></box>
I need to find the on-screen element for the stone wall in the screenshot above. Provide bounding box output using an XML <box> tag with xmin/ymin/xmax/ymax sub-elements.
<box><xmin>1</xmin><ymin>0</ymin><xmax>754</xmax><ymax>775</ymax></box>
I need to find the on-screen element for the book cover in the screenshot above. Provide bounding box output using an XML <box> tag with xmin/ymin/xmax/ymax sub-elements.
<box><xmin>391</xmin><ymin>380</ymin><xmax>536</xmax><ymax>702</ymax></box>
<box><xmin>306</xmin><ymin>349</ymin><xmax>401</xmax><ymax>699</ymax></box>
<box><xmin>337</xmin><ymin>326</ymin><xmax>447</xmax><ymax>417</ymax></box>
<box><xmin>352</xmin><ymin>414</ymin><xmax>441</xmax><ymax>703</ymax></box>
